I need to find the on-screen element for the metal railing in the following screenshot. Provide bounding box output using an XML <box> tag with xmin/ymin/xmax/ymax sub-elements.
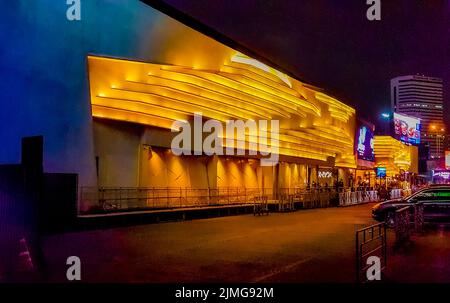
<box><xmin>81</xmin><ymin>187</ymin><xmax>275</xmax><ymax>212</ymax></box>
<box><xmin>414</xmin><ymin>202</ymin><xmax>424</xmax><ymax>233</ymax></box>
<box><xmin>339</xmin><ymin>190</ymin><xmax>379</xmax><ymax>206</ymax></box>
<box><xmin>356</xmin><ymin>222</ymin><xmax>387</xmax><ymax>283</ymax></box>
<box><xmin>80</xmin><ymin>186</ymin><xmax>384</xmax><ymax>213</ymax></box>
<box><xmin>390</xmin><ymin>188</ymin><xmax>411</xmax><ymax>199</ymax></box>
<box><xmin>281</xmin><ymin>190</ymin><xmax>336</xmax><ymax>209</ymax></box>
<box><xmin>394</xmin><ymin>202</ymin><xmax>424</xmax><ymax>246</ymax></box>
<box><xmin>394</xmin><ymin>206</ymin><xmax>411</xmax><ymax>245</ymax></box>
<box><xmin>253</xmin><ymin>195</ymin><xmax>269</xmax><ymax>216</ymax></box>
<box><xmin>278</xmin><ymin>194</ymin><xmax>295</xmax><ymax>212</ymax></box>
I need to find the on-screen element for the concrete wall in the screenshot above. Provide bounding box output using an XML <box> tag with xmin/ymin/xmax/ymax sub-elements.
<box><xmin>217</xmin><ymin>158</ymin><xmax>259</xmax><ymax>188</ymax></box>
<box><xmin>139</xmin><ymin>148</ymin><xmax>210</xmax><ymax>189</ymax></box>
<box><xmin>277</xmin><ymin>162</ymin><xmax>308</xmax><ymax>189</ymax></box>
<box><xmin>93</xmin><ymin>119</ymin><xmax>273</xmax><ymax>191</ymax></box>
<box><xmin>93</xmin><ymin>119</ymin><xmax>142</xmax><ymax>187</ymax></box>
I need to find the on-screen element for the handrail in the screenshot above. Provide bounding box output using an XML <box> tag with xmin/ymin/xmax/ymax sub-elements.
<box><xmin>356</xmin><ymin>222</ymin><xmax>387</xmax><ymax>283</ymax></box>
<box><xmin>79</xmin><ymin>186</ymin><xmax>385</xmax><ymax>213</ymax></box>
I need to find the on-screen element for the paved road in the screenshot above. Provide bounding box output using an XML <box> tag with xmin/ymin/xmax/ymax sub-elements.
<box><xmin>42</xmin><ymin>203</ymin><xmax>378</xmax><ymax>282</ymax></box>
<box><xmin>385</xmin><ymin>226</ymin><xmax>450</xmax><ymax>283</ymax></box>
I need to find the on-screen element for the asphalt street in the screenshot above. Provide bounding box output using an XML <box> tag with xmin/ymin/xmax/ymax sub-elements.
<box><xmin>42</xmin><ymin>203</ymin><xmax>379</xmax><ymax>282</ymax></box>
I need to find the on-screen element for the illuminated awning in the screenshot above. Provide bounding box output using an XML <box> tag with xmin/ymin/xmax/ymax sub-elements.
<box><xmin>88</xmin><ymin>54</ymin><xmax>357</xmax><ymax>167</ymax></box>
<box><xmin>374</xmin><ymin>136</ymin><xmax>413</xmax><ymax>175</ymax></box>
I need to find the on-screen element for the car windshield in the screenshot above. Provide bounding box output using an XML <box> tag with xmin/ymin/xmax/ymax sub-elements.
<box><xmin>407</xmin><ymin>187</ymin><xmax>450</xmax><ymax>202</ymax></box>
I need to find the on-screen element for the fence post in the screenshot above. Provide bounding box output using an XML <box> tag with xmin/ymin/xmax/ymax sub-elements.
<box><xmin>394</xmin><ymin>206</ymin><xmax>411</xmax><ymax>246</ymax></box>
<box><xmin>355</xmin><ymin>222</ymin><xmax>387</xmax><ymax>283</ymax></box>
<box><xmin>208</xmin><ymin>187</ymin><xmax>211</xmax><ymax>205</ymax></box>
<box><xmin>118</xmin><ymin>187</ymin><xmax>122</xmax><ymax>209</ymax></box>
<box><xmin>414</xmin><ymin>202</ymin><xmax>424</xmax><ymax>234</ymax></box>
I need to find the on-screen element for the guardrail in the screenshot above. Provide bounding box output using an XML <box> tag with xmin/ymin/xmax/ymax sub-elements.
<box><xmin>81</xmin><ymin>187</ymin><xmax>275</xmax><ymax>212</ymax></box>
<box><xmin>339</xmin><ymin>190</ymin><xmax>379</xmax><ymax>206</ymax></box>
<box><xmin>414</xmin><ymin>202</ymin><xmax>424</xmax><ymax>234</ymax></box>
<box><xmin>390</xmin><ymin>188</ymin><xmax>411</xmax><ymax>199</ymax></box>
<box><xmin>253</xmin><ymin>195</ymin><xmax>269</xmax><ymax>216</ymax></box>
<box><xmin>394</xmin><ymin>202</ymin><xmax>424</xmax><ymax>247</ymax></box>
<box><xmin>356</xmin><ymin>222</ymin><xmax>387</xmax><ymax>283</ymax></box>
<box><xmin>287</xmin><ymin>191</ymin><xmax>337</xmax><ymax>208</ymax></box>
<box><xmin>394</xmin><ymin>206</ymin><xmax>411</xmax><ymax>245</ymax></box>
<box><xmin>278</xmin><ymin>194</ymin><xmax>295</xmax><ymax>212</ymax></box>
<box><xmin>80</xmin><ymin>186</ymin><xmax>386</xmax><ymax>213</ymax></box>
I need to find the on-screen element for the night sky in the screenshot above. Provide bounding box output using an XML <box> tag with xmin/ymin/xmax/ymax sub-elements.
<box><xmin>162</xmin><ymin>0</ymin><xmax>449</xmax><ymax>128</ymax></box>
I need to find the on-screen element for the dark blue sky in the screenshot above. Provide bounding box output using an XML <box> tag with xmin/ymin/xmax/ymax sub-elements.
<box><xmin>162</xmin><ymin>0</ymin><xmax>449</xmax><ymax>127</ymax></box>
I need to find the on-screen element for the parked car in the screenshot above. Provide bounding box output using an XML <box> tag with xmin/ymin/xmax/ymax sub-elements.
<box><xmin>372</xmin><ymin>185</ymin><xmax>450</xmax><ymax>227</ymax></box>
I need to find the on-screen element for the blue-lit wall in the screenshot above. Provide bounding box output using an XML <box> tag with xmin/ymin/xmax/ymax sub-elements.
<box><xmin>0</xmin><ymin>0</ymin><xmax>178</xmax><ymax>192</ymax></box>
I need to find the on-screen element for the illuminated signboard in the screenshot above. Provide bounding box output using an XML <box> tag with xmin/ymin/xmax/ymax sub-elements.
<box><xmin>318</xmin><ymin>170</ymin><xmax>333</xmax><ymax>178</ymax></box>
<box><xmin>433</xmin><ymin>170</ymin><xmax>450</xmax><ymax>179</ymax></box>
<box><xmin>446</xmin><ymin>151</ymin><xmax>450</xmax><ymax>169</ymax></box>
<box><xmin>393</xmin><ymin>113</ymin><xmax>421</xmax><ymax>145</ymax></box>
<box><xmin>376</xmin><ymin>167</ymin><xmax>386</xmax><ymax>177</ymax></box>
<box><xmin>355</xmin><ymin>123</ymin><xmax>375</xmax><ymax>162</ymax></box>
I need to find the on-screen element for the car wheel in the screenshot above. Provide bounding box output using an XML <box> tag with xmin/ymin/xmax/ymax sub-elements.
<box><xmin>385</xmin><ymin>211</ymin><xmax>395</xmax><ymax>228</ymax></box>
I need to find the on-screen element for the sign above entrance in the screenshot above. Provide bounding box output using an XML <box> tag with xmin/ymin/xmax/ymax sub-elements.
<box><xmin>318</xmin><ymin>171</ymin><xmax>333</xmax><ymax>178</ymax></box>
<box><xmin>376</xmin><ymin>167</ymin><xmax>386</xmax><ymax>178</ymax></box>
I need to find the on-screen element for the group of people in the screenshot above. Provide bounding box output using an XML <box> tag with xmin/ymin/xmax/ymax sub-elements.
<box><xmin>305</xmin><ymin>179</ymin><xmax>345</xmax><ymax>192</ymax></box>
<box><xmin>375</xmin><ymin>184</ymin><xmax>390</xmax><ymax>201</ymax></box>
<box><xmin>304</xmin><ymin>181</ymin><xmax>400</xmax><ymax>202</ymax></box>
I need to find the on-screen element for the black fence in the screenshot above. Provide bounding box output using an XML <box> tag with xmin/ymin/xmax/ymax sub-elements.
<box><xmin>394</xmin><ymin>202</ymin><xmax>424</xmax><ymax>247</ymax></box>
<box><xmin>355</xmin><ymin>222</ymin><xmax>387</xmax><ymax>283</ymax></box>
<box><xmin>81</xmin><ymin>187</ymin><xmax>352</xmax><ymax>214</ymax></box>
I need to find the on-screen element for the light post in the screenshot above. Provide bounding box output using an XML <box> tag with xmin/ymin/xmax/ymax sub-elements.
<box><xmin>431</xmin><ymin>125</ymin><xmax>437</xmax><ymax>158</ymax></box>
<box><xmin>380</xmin><ymin>112</ymin><xmax>391</xmax><ymax>135</ymax></box>
<box><xmin>439</xmin><ymin>128</ymin><xmax>445</xmax><ymax>160</ymax></box>
<box><xmin>430</xmin><ymin>125</ymin><xmax>445</xmax><ymax>159</ymax></box>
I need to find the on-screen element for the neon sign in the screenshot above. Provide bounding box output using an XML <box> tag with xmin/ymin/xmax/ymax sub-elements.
<box><xmin>318</xmin><ymin>171</ymin><xmax>333</xmax><ymax>178</ymax></box>
<box><xmin>433</xmin><ymin>171</ymin><xmax>450</xmax><ymax>179</ymax></box>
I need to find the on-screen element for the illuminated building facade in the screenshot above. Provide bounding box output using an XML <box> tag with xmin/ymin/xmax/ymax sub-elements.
<box><xmin>391</xmin><ymin>75</ymin><xmax>445</xmax><ymax>159</ymax></box>
<box><xmin>1</xmin><ymin>0</ymin><xmax>361</xmax><ymax>211</ymax></box>
<box><xmin>374</xmin><ymin>136</ymin><xmax>418</xmax><ymax>179</ymax></box>
<box><xmin>87</xmin><ymin>50</ymin><xmax>357</xmax><ymax>210</ymax></box>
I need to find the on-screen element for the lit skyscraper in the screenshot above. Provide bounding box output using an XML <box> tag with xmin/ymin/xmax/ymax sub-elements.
<box><xmin>391</xmin><ymin>75</ymin><xmax>445</xmax><ymax>159</ymax></box>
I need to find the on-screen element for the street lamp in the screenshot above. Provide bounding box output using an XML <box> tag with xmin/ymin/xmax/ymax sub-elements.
<box><xmin>430</xmin><ymin>125</ymin><xmax>445</xmax><ymax>159</ymax></box>
<box><xmin>380</xmin><ymin>112</ymin><xmax>391</xmax><ymax>135</ymax></box>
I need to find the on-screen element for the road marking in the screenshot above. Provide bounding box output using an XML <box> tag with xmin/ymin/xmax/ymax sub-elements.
<box><xmin>252</xmin><ymin>257</ymin><xmax>313</xmax><ymax>282</ymax></box>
